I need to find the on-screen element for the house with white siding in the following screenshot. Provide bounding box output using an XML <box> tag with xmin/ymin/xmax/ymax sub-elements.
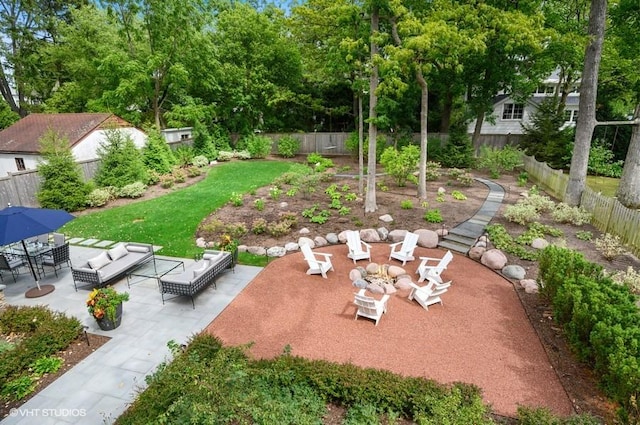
<box><xmin>468</xmin><ymin>70</ymin><xmax>580</xmax><ymax>138</ymax></box>
<box><xmin>0</xmin><ymin>113</ymin><xmax>147</xmax><ymax>177</ymax></box>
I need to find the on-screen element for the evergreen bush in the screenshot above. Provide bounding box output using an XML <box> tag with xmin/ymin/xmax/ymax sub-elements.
<box><xmin>142</xmin><ymin>129</ymin><xmax>176</xmax><ymax>174</ymax></box>
<box><xmin>94</xmin><ymin>129</ymin><xmax>148</xmax><ymax>188</ymax></box>
<box><xmin>36</xmin><ymin>129</ymin><xmax>90</xmax><ymax>212</ymax></box>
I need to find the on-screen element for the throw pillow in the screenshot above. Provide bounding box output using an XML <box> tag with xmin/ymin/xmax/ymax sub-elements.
<box><xmin>127</xmin><ymin>245</ymin><xmax>150</xmax><ymax>253</ymax></box>
<box><xmin>108</xmin><ymin>244</ymin><xmax>129</xmax><ymax>261</ymax></box>
<box><xmin>203</xmin><ymin>252</ymin><xmax>224</xmax><ymax>263</ymax></box>
<box><xmin>193</xmin><ymin>260</ymin><xmax>209</xmax><ymax>277</ymax></box>
<box><xmin>88</xmin><ymin>251</ymin><xmax>112</xmax><ymax>270</ymax></box>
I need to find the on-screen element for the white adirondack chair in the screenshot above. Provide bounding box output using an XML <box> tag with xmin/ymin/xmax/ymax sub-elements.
<box><xmin>388</xmin><ymin>232</ymin><xmax>419</xmax><ymax>265</ymax></box>
<box><xmin>407</xmin><ymin>281</ymin><xmax>447</xmax><ymax>311</ymax></box>
<box><xmin>353</xmin><ymin>289</ymin><xmax>390</xmax><ymax>326</ymax></box>
<box><xmin>346</xmin><ymin>230</ymin><xmax>371</xmax><ymax>264</ymax></box>
<box><xmin>416</xmin><ymin>250</ymin><xmax>453</xmax><ymax>283</ymax></box>
<box><xmin>301</xmin><ymin>243</ymin><xmax>334</xmax><ymax>278</ymax></box>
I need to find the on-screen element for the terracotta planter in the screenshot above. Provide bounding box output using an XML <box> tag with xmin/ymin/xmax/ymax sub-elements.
<box><xmin>96</xmin><ymin>302</ymin><xmax>123</xmax><ymax>331</ymax></box>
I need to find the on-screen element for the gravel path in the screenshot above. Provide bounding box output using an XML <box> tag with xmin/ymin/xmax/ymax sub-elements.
<box><xmin>205</xmin><ymin>243</ymin><xmax>574</xmax><ymax>418</ymax></box>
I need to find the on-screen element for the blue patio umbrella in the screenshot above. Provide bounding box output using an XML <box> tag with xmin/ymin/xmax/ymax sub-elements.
<box><xmin>0</xmin><ymin>205</ymin><xmax>75</xmax><ymax>297</ymax></box>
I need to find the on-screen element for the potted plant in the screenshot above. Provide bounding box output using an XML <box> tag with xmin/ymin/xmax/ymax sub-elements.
<box><xmin>86</xmin><ymin>287</ymin><xmax>130</xmax><ymax>331</ymax></box>
<box><xmin>217</xmin><ymin>234</ymin><xmax>239</xmax><ymax>265</ymax></box>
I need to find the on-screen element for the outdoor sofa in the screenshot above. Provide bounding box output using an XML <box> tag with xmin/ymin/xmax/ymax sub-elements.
<box><xmin>71</xmin><ymin>242</ymin><xmax>154</xmax><ymax>291</ymax></box>
<box><xmin>158</xmin><ymin>249</ymin><xmax>234</xmax><ymax>308</ymax></box>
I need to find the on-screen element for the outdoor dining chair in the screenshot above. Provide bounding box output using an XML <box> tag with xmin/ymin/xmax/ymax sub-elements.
<box><xmin>41</xmin><ymin>242</ymin><xmax>71</xmax><ymax>278</ymax></box>
<box><xmin>0</xmin><ymin>253</ymin><xmax>25</xmax><ymax>282</ymax></box>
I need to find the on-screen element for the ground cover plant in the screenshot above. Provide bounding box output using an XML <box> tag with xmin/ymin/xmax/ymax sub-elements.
<box><xmin>61</xmin><ymin>160</ymin><xmax>295</xmax><ymax>258</ymax></box>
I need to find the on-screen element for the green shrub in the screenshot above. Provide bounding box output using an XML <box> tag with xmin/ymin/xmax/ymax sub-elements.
<box><xmin>254</xmin><ymin>198</ymin><xmax>265</xmax><ymax>211</ymax></box>
<box><xmin>424</xmin><ymin>209</ymin><xmax>443</xmax><ymax>223</ymax></box>
<box><xmin>269</xmin><ymin>186</ymin><xmax>282</xmax><ymax>201</ymax></box>
<box><xmin>576</xmin><ymin>230</ymin><xmax>593</xmax><ymax>241</ymax></box>
<box><xmin>594</xmin><ymin>233</ymin><xmax>627</xmax><ymax>260</ymax></box>
<box><xmin>173</xmin><ymin>145</ymin><xmax>194</xmax><ymax>167</ymax></box>
<box><xmin>400</xmin><ymin>200</ymin><xmax>413</xmax><ymax>209</ymax></box>
<box><xmin>380</xmin><ymin>144</ymin><xmax>420</xmax><ymax>187</ymax></box>
<box><xmin>588</xmin><ymin>140</ymin><xmax>624</xmax><ymax>178</ymax></box>
<box><xmin>242</xmin><ymin>134</ymin><xmax>273</xmax><ymax>159</ymax></box>
<box><xmin>142</xmin><ymin>129</ymin><xmax>176</xmax><ymax>174</ymax></box>
<box><xmin>159</xmin><ymin>174</ymin><xmax>174</xmax><ymax>188</ymax></box>
<box><xmin>185</xmin><ymin>165</ymin><xmax>202</xmax><ymax>178</ymax></box>
<box><xmin>522</xmin><ymin>193</ymin><xmax>556</xmax><ymax>213</ymax></box>
<box><xmin>251</xmin><ymin>218</ymin><xmax>267</xmax><ymax>234</ymax></box>
<box><xmin>217</xmin><ymin>150</ymin><xmax>234</xmax><ymax>161</ymax></box>
<box><xmin>117</xmin><ymin>182</ymin><xmax>147</xmax><ymax>198</ymax></box>
<box><xmin>86</xmin><ymin>187</ymin><xmax>115</xmax><ymax>207</ymax></box>
<box><xmin>306</xmin><ymin>153</ymin><xmax>334</xmax><ymax>171</ymax></box>
<box><xmin>344</xmin><ymin>132</ymin><xmax>388</xmax><ymax>161</ymax></box>
<box><xmin>276</xmin><ymin>135</ymin><xmax>300</xmax><ymax>158</ymax></box>
<box><xmin>235</xmin><ymin>150</ymin><xmax>251</xmax><ymax>160</ymax></box>
<box><xmin>451</xmin><ymin>190</ymin><xmax>467</xmax><ymax>201</ymax></box>
<box><xmin>36</xmin><ymin>129</ymin><xmax>90</xmax><ymax>212</ymax></box>
<box><xmin>551</xmin><ymin>203</ymin><xmax>591</xmax><ymax>226</ymax></box>
<box><xmin>94</xmin><ymin>128</ymin><xmax>148</xmax><ymax>188</ymax></box>
<box><xmin>476</xmin><ymin>145</ymin><xmax>523</xmax><ymax>178</ymax></box>
<box><xmin>191</xmin><ymin>155</ymin><xmax>209</xmax><ymax>167</ymax></box>
<box><xmin>503</xmin><ymin>203</ymin><xmax>540</xmax><ymax>225</ymax></box>
<box><xmin>229</xmin><ymin>192</ymin><xmax>243</xmax><ymax>207</ymax></box>
<box><xmin>425</xmin><ymin>161</ymin><xmax>442</xmax><ymax>181</ymax></box>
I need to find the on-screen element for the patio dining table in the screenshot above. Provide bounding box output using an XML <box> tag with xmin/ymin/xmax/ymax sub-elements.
<box><xmin>1</xmin><ymin>242</ymin><xmax>53</xmax><ymax>280</ymax></box>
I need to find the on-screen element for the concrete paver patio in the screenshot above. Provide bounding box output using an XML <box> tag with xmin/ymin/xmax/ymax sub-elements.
<box><xmin>0</xmin><ymin>245</ymin><xmax>260</xmax><ymax>425</ymax></box>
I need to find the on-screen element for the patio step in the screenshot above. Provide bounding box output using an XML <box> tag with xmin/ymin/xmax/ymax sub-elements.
<box><xmin>437</xmin><ymin>239</ymin><xmax>471</xmax><ymax>255</ymax></box>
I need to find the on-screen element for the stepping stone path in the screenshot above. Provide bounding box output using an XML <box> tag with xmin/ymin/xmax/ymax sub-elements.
<box><xmin>438</xmin><ymin>178</ymin><xmax>505</xmax><ymax>255</ymax></box>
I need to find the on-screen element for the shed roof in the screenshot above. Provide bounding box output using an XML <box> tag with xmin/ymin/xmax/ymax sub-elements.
<box><xmin>0</xmin><ymin>113</ymin><xmax>132</xmax><ymax>154</ymax></box>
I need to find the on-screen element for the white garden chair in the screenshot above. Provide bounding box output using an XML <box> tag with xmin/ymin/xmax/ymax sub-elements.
<box><xmin>416</xmin><ymin>250</ymin><xmax>453</xmax><ymax>283</ymax></box>
<box><xmin>388</xmin><ymin>232</ymin><xmax>419</xmax><ymax>265</ymax></box>
<box><xmin>346</xmin><ymin>230</ymin><xmax>371</xmax><ymax>264</ymax></box>
<box><xmin>353</xmin><ymin>289</ymin><xmax>390</xmax><ymax>326</ymax></box>
<box><xmin>301</xmin><ymin>243</ymin><xmax>334</xmax><ymax>278</ymax></box>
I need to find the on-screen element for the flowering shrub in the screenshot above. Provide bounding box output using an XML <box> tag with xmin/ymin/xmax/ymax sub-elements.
<box><xmin>117</xmin><ymin>181</ymin><xmax>147</xmax><ymax>198</ymax></box>
<box><xmin>594</xmin><ymin>233</ymin><xmax>627</xmax><ymax>260</ymax></box>
<box><xmin>86</xmin><ymin>188</ymin><xmax>115</xmax><ymax>207</ymax></box>
<box><xmin>503</xmin><ymin>203</ymin><xmax>540</xmax><ymax>225</ymax></box>
<box><xmin>551</xmin><ymin>203</ymin><xmax>591</xmax><ymax>226</ymax></box>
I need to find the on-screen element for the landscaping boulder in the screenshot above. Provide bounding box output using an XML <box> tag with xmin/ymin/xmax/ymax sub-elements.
<box><xmin>415</xmin><ymin>229</ymin><xmax>439</xmax><ymax>248</ymax></box>
<box><xmin>365</xmin><ymin>263</ymin><xmax>380</xmax><ymax>274</ymax></box>
<box><xmin>325</xmin><ymin>233</ymin><xmax>339</xmax><ymax>244</ymax></box>
<box><xmin>284</xmin><ymin>242</ymin><xmax>299</xmax><ymax>252</ymax></box>
<box><xmin>383</xmin><ymin>283</ymin><xmax>397</xmax><ymax>294</ymax></box>
<box><xmin>196</xmin><ymin>237</ymin><xmax>207</xmax><ymax>248</ymax></box>
<box><xmin>367</xmin><ymin>284</ymin><xmax>385</xmax><ymax>294</ymax></box>
<box><xmin>314</xmin><ymin>236</ymin><xmax>329</xmax><ymax>247</ymax></box>
<box><xmin>468</xmin><ymin>246</ymin><xmax>485</xmax><ymax>260</ymax></box>
<box><xmin>247</xmin><ymin>246</ymin><xmax>267</xmax><ymax>256</ymax></box>
<box><xmin>266</xmin><ymin>246</ymin><xmax>286</xmax><ymax>257</ymax></box>
<box><xmin>361</xmin><ymin>228</ymin><xmax>381</xmax><ymax>243</ymax></box>
<box><xmin>480</xmin><ymin>249</ymin><xmax>508</xmax><ymax>269</ymax></box>
<box><xmin>298</xmin><ymin>237</ymin><xmax>315</xmax><ymax>248</ymax></box>
<box><xmin>337</xmin><ymin>230</ymin><xmax>349</xmax><ymax>243</ymax></box>
<box><xmin>531</xmin><ymin>238</ymin><xmax>549</xmax><ymax>250</ymax></box>
<box><xmin>377</xmin><ymin>227</ymin><xmax>389</xmax><ymax>241</ymax></box>
<box><xmin>349</xmin><ymin>269</ymin><xmax>362</xmax><ymax>281</ymax></box>
<box><xmin>299</xmin><ymin>227</ymin><xmax>310</xmax><ymax>235</ymax></box>
<box><xmin>388</xmin><ymin>229</ymin><xmax>408</xmax><ymax>243</ymax></box>
<box><xmin>355</xmin><ymin>266</ymin><xmax>367</xmax><ymax>278</ymax></box>
<box><xmin>395</xmin><ymin>277</ymin><xmax>413</xmax><ymax>290</ymax></box>
<box><xmin>435</xmin><ymin>228</ymin><xmax>449</xmax><ymax>237</ymax></box>
<box><xmin>353</xmin><ymin>279</ymin><xmax>368</xmax><ymax>289</ymax></box>
<box><xmin>520</xmin><ymin>279</ymin><xmax>539</xmax><ymax>294</ymax></box>
<box><xmin>379</xmin><ymin>214</ymin><xmax>394</xmax><ymax>223</ymax></box>
<box><xmin>474</xmin><ymin>240</ymin><xmax>487</xmax><ymax>248</ymax></box>
<box><xmin>502</xmin><ymin>264</ymin><xmax>526</xmax><ymax>280</ymax></box>
<box><xmin>387</xmin><ymin>265</ymin><xmax>406</xmax><ymax>278</ymax></box>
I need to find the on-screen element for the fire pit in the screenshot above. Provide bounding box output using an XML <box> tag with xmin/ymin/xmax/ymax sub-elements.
<box><xmin>350</xmin><ymin>262</ymin><xmax>409</xmax><ymax>295</ymax></box>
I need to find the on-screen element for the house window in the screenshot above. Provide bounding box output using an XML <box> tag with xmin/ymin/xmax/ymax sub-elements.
<box><xmin>180</xmin><ymin>134</ymin><xmax>190</xmax><ymax>140</ymax></box>
<box><xmin>535</xmin><ymin>85</ymin><xmax>555</xmax><ymax>95</ymax></box>
<box><xmin>564</xmin><ymin>109</ymin><xmax>579</xmax><ymax>123</ymax></box>
<box><xmin>15</xmin><ymin>158</ymin><xmax>25</xmax><ymax>171</ymax></box>
<box><xmin>502</xmin><ymin>103</ymin><xmax>524</xmax><ymax>120</ymax></box>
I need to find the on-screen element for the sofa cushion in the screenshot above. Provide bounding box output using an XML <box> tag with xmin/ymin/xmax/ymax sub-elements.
<box><xmin>192</xmin><ymin>260</ymin><xmax>209</xmax><ymax>278</ymax></box>
<box><xmin>203</xmin><ymin>251</ymin><xmax>225</xmax><ymax>263</ymax></box>
<box><xmin>127</xmin><ymin>245</ymin><xmax>150</xmax><ymax>253</ymax></box>
<box><xmin>88</xmin><ymin>251</ymin><xmax>111</xmax><ymax>270</ymax></box>
<box><xmin>108</xmin><ymin>244</ymin><xmax>129</xmax><ymax>261</ymax></box>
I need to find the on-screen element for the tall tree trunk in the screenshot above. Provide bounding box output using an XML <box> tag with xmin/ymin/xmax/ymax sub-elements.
<box><xmin>565</xmin><ymin>0</ymin><xmax>607</xmax><ymax>206</ymax></box>
<box><xmin>616</xmin><ymin>103</ymin><xmax>640</xmax><ymax>208</ymax></box>
<box><xmin>358</xmin><ymin>93</ymin><xmax>364</xmax><ymax>195</ymax></box>
<box><xmin>365</xmin><ymin>7</ymin><xmax>379</xmax><ymax>213</ymax></box>
<box><xmin>416</xmin><ymin>70</ymin><xmax>428</xmax><ymax>200</ymax></box>
<box><xmin>0</xmin><ymin>70</ymin><xmax>19</xmax><ymax>115</ymax></box>
<box><xmin>472</xmin><ymin>110</ymin><xmax>485</xmax><ymax>149</ymax></box>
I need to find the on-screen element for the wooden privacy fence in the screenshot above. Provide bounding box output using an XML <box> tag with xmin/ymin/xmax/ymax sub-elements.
<box><xmin>523</xmin><ymin>155</ymin><xmax>640</xmax><ymax>257</ymax></box>
<box><xmin>0</xmin><ymin>159</ymin><xmax>100</xmax><ymax>208</ymax></box>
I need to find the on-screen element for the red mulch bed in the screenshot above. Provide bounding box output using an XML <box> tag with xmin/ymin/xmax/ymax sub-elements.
<box><xmin>205</xmin><ymin>243</ymin><xmax>574</xmax><ymax>419</ymax></box>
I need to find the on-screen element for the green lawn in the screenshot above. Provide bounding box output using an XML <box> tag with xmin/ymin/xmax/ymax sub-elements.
<box><xmin>586</xmin><ymin>175</ymin><xmax>619</xmax><ymax>197</ymax></box>
<box><xmin>61</xmin><ymin>160</ymin><xmax>295</xmax><ymax>258</ymax></box>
